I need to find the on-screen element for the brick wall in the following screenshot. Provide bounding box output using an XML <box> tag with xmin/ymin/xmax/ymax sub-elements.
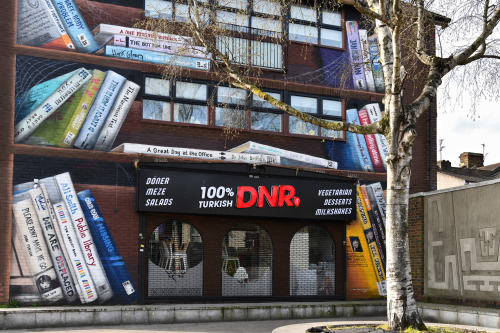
<box><xmin>408</xmin><ymin>195</ymin><xmax>425</xmax><ymax>299</ymax></box>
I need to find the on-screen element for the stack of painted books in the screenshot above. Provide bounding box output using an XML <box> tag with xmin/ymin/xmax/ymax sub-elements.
<box><xmin>346</xmin><ymin>21</ymin><xmax>385</xmax><ymax>93</ymax></box>
<box><xmin>14</xmin><ymin>68</ymin><xmax>140</xmax><ymax>151</ymax></box>
<box><xmin>11</xmin><ymin>172</ymin><xmax>137</xmax><ymax>305</ymax></box>
<box><xmin>93</xmin><ymin>24</ymin><xmax>211</xmax><ymax>70</ymax></box>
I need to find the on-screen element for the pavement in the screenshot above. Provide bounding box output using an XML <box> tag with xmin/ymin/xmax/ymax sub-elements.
<box><xmin>2</xmin><ymin>317</ymin><xmax>500</xmax><ymax>333</ymax></box>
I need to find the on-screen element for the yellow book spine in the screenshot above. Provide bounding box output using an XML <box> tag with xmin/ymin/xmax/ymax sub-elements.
<box><xmin>356</xmin><ymin>185</ymin><xmax>386</xmax><ymax>286</ymax></box>
<box><xmin>59</xmin><ymin>70</ymin><xmax>107</xmax><ymax>148</ymax></box>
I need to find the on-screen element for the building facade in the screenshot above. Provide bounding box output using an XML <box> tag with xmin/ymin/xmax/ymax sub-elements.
<box><xmin>1</xmin><ymin>0</ymin><xmax>437</xmax><ymax>305</ymax></box>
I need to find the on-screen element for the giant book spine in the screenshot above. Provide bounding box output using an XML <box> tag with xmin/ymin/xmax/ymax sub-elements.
<box><xmin>365</xmin><ymin>103</ymin><xmax>388</xmax><ymax>170</ymax></box>
<box><xmin>14</xmin><ymin>68</ymin><xmax>92</xmax><ymax>143</ymax></box>
<box><xmin>60</xmin><ymin>70</ymin><xmax>107</xmax><ymax>148</ymax></box>
<box><xmin>346</xmin><ymin>21</ymin><xmax>367</xmax><ymax>90</ymax></box>
<box><xmin>17</xmin><ymin>0</ymin><xmax>75</xmax><ymax>50</ymax></box>
<box><xmin>356</xmin><ymin>186</ymin><xmax>386</xmax><ymax>296</ymax></box>
<box><xmin>73</xmin><ymin>71</ymin><xmax>126</xmax><ymax>150</ymax></box>
<box><xmin>358</xmin><ymin>29</ymin><xmax>376</xmax><ymax>92</ymax></box>
<box><xmin>12</xmin><ymin>195</ymin><xmax>65</xmax><ymax>303</ymax></box>
<box><xmin>55</xmin><ymin>172</ymin><xmax>114</xmax><ymax>302</ymax></box>
<box><xmin>92</xmin><ymin>23</ymin><xmax>192</xmax><ymax>47</ymax></box>
<box><xmin>29</xmin><ymin>186</ymin><xmax>79</xmax><ymax>303</ymax></box>
<box><xmin>50</xmin><ymin>0</ymin><xmax>99</xmax><ymax>53</ymax></box>
<box><xmin>346</xmin><ymin>109</ymin><xmax>374</xmax><ymax>172</ymax></box>
<box><xmin>365</xmin><ymin>184</ymin><xmax>387</xmax><ymax>260</ymax></box>
<box><xmin>360</xmin><ymin>185</ymin><xmax>386</xmax><ymax>271</ymax></box>
<box><xmin>113</xmin><ymin>35</ymin><xmax>210</xmax><ymax>59</ymax></box>
<box><xmin>104</xmin><ymin>45</ymin><xmax>210</xmax><ymax>71</ymax></box>
<box><xmin>357</xmin><ymin>108</ymin><xmax>385</xmax><ymax>172</ymax></box>
<box><xmin>78</xmin><ymin>190</ymin><xmax>138</xmax><ymax>303</ymax></box>
<box><xmin>93</xmin><ymin>81</ymin><xmax>140</xmax><ymax>151</ymax></box>
<box><xmin>367</xmin><ymin>182</ymin><xmax>386</xmax><ymax>226</ymax></box>
<box><xmin>368</xmin><ymin>35</ymin><xmax>385</xmax><ymax>93</ymax></box>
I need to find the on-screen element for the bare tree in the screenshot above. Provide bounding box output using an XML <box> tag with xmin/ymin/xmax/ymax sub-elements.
<box><xmin>138</xmin><ymin>0</ymin><xmax>500</xmax><ymax>330</ymax></box>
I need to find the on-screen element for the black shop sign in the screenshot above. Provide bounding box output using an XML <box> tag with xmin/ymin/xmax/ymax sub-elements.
<box><xmin>136</xmin><ymin>165</ymin><xmax>356</xmax><ymax>220</ymax></box>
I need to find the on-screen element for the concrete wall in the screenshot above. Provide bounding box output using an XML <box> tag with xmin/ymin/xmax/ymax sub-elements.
<box><xmin>419</xmin><ymin>179</ymin><xmax>500</xmax><ymax>303</ymax></box>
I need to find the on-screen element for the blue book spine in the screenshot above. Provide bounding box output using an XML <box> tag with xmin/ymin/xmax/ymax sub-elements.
<box><xmin>105</xmin><ymin>45</ymin><xmax>211</xmax><ymax>71</ymax></box>
<box><xmin>50</xmin><ymin>0</ymin><xmax>99</xmax><ymax>53</ymax></box>
<box><xmin>77</xmin><ymin>190</ymin><xmax>138</xmax><ymax>303</ymax></box>
<box><xmin>73</xmin><ymin>71</ymin><xmax>126</xmax><ymax>150</ymax></box>
<box><xmin>346</xmin><ymin>109</ymin><xmax>374</xmax><ymax>172</ymax></box>
<box><xmin>15</xmin><ymin>71</ymin><xmax>75</xmax><ymax>125</ymax></box>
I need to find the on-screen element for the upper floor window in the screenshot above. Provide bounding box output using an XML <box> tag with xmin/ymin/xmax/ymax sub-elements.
<box><xmin>289</xmin><ymin>5</ymin><xmax>342</xmax><ymax>48</ymax></box>
<box><xmin>142</xmin><ymin>75</ymin><xmax>344</xmax><ymax>139</ymax></box>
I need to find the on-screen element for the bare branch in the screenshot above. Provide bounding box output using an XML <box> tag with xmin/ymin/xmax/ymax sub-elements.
<box><xmin>339</xmin><ymin>0</ymin><xmax>394</xmax><ymax>28</ymax></box>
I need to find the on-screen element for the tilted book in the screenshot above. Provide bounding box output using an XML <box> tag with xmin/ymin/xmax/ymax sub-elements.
<box><xmin>17</xmin><ymin>0</ymin><xmax>75</xmax><ymax>50</ymax></box>
<box><xmin>92</xmin><ymin>23</ymin><xmax>192</xmax><ymax>48</ymax></box>
<box><xmin>355</xmin><ymin>185</ymin><xmax>386</xmax><ymax>296</ymax></box>
<box><xmin>93</xmin><ymin>80</ymin><xmax>140</xmax><ymax>152</ymax></box>
<box><xmin>55</xmin><ymin>172</ymin><xmax>114</xmax><ymax>303</ymax></box>
<box><xmin>367</xmin><ymin>182</ymin><xmax>386</xmax><ymax>227</ymax></box>
<box><xmin>112</xmin><ymin>143</ymin><xmax>282</xmax><ymax>165</ymax></box>
<box><xmin>358</xmin><ymin>29</ymin><xmax>376</xmax><ymax>92</ymax></box>
<box><xmin>14</xmin><ymin>68</ymin><xmax>92</xmax><ymax>144</ymax></box>
<box><xmin>365</xmin><ymin>103</ymin><xmax>388</xmax><ymax>170</ymax></box>
<box><xmin>346</xmin><ymin>109</ymin><xmax>374</xmax><ymax>172</ymax></box>
<box><xmin>365</xmin><ymin>183</ymin><xmax>387</xmax><ymax>254</ymax></box>
<box><xmin>50</xmin><ymin>0</ymin><xmax>99</xmax><ymax>53</ymax></box>
<box><xmin>360</xmin><ymin>185</ymin><xmax>386</xmax><ymax>271</ymax></box>
<box><xmin>112</xmin><ymin>35</ymin><xmax>210</xmax><ymax>59</ymax></box>
<box><xmin>368</xmin><ymin>34</ymin><xmax>385</xmax><ymax>93</ymax></box>
<box><xmin>73</xmin><ymin>71</ymin><xmax>126</xmax><ymax>150</ymax></box>
<box><xmin>60</xmin><ymin>70</ymin><xmax>107</xmax><ymax>148</ymax></box>
<box><xmin>12</xmin><ymin>194</ymin><xmax>65</xmax><ymax>303</ymax></box>
<box><xmin>228</xmin><ymin>141</ymin><xmax>338</xmax><ymax>169</ymax></box>
<box><xmin>15</xmin><ymin>71</ymin><xmax>77</xmax><ymax>127</ymax></box>
<box><xmin>78</xmin><ymin>190</ymin><xmax>138</xmax><ymax>303</ymax></box>
<box><xmin>357</xmin><ymin>108</ymin><xmax>385</xmax><ymax>172</ymax></box>
<box><xmin>29</xmin><ymin>186</ymin><xmax>79</xmax><ymax>303</ymax></box>
<box><xmin>24</xmin><ymin>82</ymin><xmax>87</xmax><ymax>147</ymax></box>
<box><xmin>104</xmin><ymin>45</ymin><xmax>210</xmax><ymax>71</ymax></box>
<box><xmin>346</xmin><ymin>21</ymin><xmax>367</xmax><ymax>90</ymax></box>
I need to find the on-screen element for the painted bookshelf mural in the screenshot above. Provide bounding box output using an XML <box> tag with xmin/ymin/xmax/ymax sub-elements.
<box><xmin>345</xmin><ymin>181</ymin><xmax>387</xmax><ymax>299</ymax></box>
<box><xmin>10</xmin><ymin>172</ymin><xmax>138</xmax><ymax>305</ymax></box>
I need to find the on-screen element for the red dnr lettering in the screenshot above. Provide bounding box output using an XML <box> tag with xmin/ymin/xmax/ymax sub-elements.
<box><xmin>236</xmin><ymin>185</ymin><xmax>300</xmax><ymax>208</ymax></box>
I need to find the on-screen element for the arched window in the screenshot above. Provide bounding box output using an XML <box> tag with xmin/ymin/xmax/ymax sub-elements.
<box><xmin>221</xmin><ymin>222</ymin><xmax>272</xmax><ymax>296</ymax></box>
<box><xmin>148</xmin><ymin>220</ymin><xmax>203</xmax><ymax>296</ymax></box>
<box><xmin>290</xmin><ymin>226</ymin><xmax>335</xmax><ymax>296</ymax></box>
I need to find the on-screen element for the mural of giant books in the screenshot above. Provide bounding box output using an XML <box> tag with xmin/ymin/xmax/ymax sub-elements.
<box><xmin>15</xmin><ymin>68</ymin><xmax>140</xmax><ymax>151</ymax></box>
<box><xmin>345</xmin><ymin>182</ymin><xmax>387</xmax><ymax>298</ymax></box>
<box><xmin>11</xmin><ymin>172</ymin><xmax>137</xmax><ymax>304</ymax></box>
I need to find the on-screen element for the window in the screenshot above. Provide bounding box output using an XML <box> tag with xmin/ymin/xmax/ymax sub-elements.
<box><xmin>142</xmin><ymin>75</ymin><xmax>344</xmax><ymax>139</ymax></box>
<box><xmin>145</xmin><ymin>0</ymin><xmax>173</xmax><ymax>19</ymax></box>
<box><xmin>216</xmin><ymin>36</ymin><xmax>282</xmax><ymax>69</ymax></box>
<box><xmin>289</xmin><ymin>5</ymin><xmax>343</xmax><ymax>48</ymax></box>
<box><xmin>148</xmin><ymin>220</ymin><xmax>203</xmax><ymax>296</ymax></box>
<box><xmin>143</xmin><ymin>76</ymin><xmax>209</xmax><ymax>125</ymax></box>
<box><xmin>289</xmin><ymin>94</ymin><xmax>343</xmax><ymax>138</ymax></box>
<box><xmin>290</xmin><ymin>226</ymin><xmax>335</xmax><ymax>296</ymax></box>
<box><xmin>221</xmin><ymin>222</ymin><xmax>272</xmax><ymax>296</ymax></box>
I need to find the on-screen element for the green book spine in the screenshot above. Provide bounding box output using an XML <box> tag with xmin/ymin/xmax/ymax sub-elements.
<box><xmin>59</xmin><ymin>70</ymin><xmax>107</xmax><ymax>148</ymax></box>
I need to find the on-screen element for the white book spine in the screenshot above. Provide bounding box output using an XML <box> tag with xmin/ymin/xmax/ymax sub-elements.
<box><xmin>55</xmin><ymin>172</ymin><xmax>114</xmax><ymax>303</ymax></box>
<box><xmin>14</xmin><ymin>68</ymin><xmax>92</xmax><ymax>143</ymax></box>
<box><xmin>93</xmin><ymin>81</ymin><xmax>140</xmax><ymax>152</ymax></box>
<box><xmin>12</xmin><ymin>198</ymin><xmax>64</xmax><ymax>303</ymax></box>
<box><xmin>52</xmin><ymin>199</ymin><xmax>97</xmax><ymax>303</ymax></box>
<box><xmin>358</xmin><ymin>29</ymin><xmax>377</xmax><ymax>92</ymax></box>
<box><xmin>115</xmin><ymin>143</ymin><xmax>282</xmax><ymax>165</ymax></box>
<box><xmin>365</xmin><ymin>103</ymin><xmax>389</xmax><ymax>169</ymax></box>
<box><xmin>368</xmin><ymin>183</ymin><xmax>387</xmax><ymax>226</ymax></box>
<box><xmin>113</xmin><ymin>35</ymin><xmax>210</xmax><ymax>59</ymax></box>
<box><xmin>73</xmin><ymin>71</ymin><xmax>126</xmax><ymax>150</ymax></box>
<box><xmin>93</xmin><ymin>23</ymin><xmax>192</xmax><ymax>47</ymax></box>
<box><xmin>29</xmin><ymin>186</ymin><xmax>79</xmax><ymax>303</ymax></box>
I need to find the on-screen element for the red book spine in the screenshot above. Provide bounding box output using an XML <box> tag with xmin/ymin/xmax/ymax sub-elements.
<box><xmin>358</xmin><ymin>109</ymin><xmax>385</xmax><ymax>172</ymax></box>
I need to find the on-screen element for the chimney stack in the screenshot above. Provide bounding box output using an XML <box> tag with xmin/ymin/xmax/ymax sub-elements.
<box><xmin>459</xmin><ymin>152</ymin><xmax>484</xmax><ymax>168</ymax></box>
